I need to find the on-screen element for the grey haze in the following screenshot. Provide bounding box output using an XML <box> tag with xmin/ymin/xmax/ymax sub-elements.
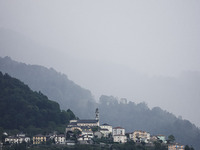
<box><xmin>0</xmin><ymin>0</ymin><xmax>200</xmax><ymax>127</ymax></box>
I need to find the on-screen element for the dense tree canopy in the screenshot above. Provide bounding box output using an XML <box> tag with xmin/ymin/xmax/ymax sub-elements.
<box><xmin>0</xmin><ymin>72</ymin><xmax>76</xmax><ymax>135</ymax></box>
<box><xmin>0</xmin><ymin>56</ymin><xmax>95</xmax><ymax>119</ymax></box>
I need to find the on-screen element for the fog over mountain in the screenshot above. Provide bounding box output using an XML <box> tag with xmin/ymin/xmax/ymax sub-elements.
<box><xmin>1</xmin><ymin>57</ymin><xmax>200</xmax><ymax>150</ymax></box>
<box><xmin>0</xmin><ymin>0</ymin><xmax>200</xmax><ymax>128</ymax></box>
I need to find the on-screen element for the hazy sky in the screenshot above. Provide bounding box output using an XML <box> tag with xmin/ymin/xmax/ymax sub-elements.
<box><xmin>0</xmin><ymin>0</ymin><xmax>200</xmax><ymax>127</ymax></box>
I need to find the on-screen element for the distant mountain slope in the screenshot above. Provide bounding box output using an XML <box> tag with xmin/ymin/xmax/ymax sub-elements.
<box><xmin>0</xmin><ymin>71</ymin><xmax>76</xmax><ymax>134</ymax></box>
<box><xmin>99</xmin><ymin>95</ymin><xmax>200</xmax><ymax>150</ymax></box>
<box><xmin>0</xmin><ymin>56</ymin><xmax>96</xmax><ymax>118</ymax></box>
<box><xmin>1</xmin><ymin>57</ymin><xmax>200</xmax><ymax>149</ymax></box>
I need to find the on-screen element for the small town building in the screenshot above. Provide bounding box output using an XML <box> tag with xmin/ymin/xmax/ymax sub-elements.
<box><xmin>33</xmin><ymin>134</ymin><xmax>46</xmax><ymax>144</ymax></box>
<box><xmin>82</xmin><ymin>130</ymin><xmax>93</xmax><ymax>138</ymax></box>
<box><xmin>113</xmin><ymin>127</ymin><xmax>125</xmax><ymax>136</ymax></box>
<box><xmin>77</xmin><ymin>119</ymin><xmax>99</xmax><ymax>127</ymax></box>
<box><xmin>100</xmin><ymin>123</ymin><xmax>113</xmax><ymax>133</ymax></box>
<box><xmin>113</xmin><ymin>135</ymin><xmax>127</xmax><ymax>143</ymax></box>
<box><xmin>5</xmin><ymin>136</ymin><xmax>19</xmax><ymax>144</ymax></box>
<box><xmin>129</xmin><ymin>130</ymin><xmax>150</xmax><ymax>143</ymax></box>
<box><xmin>77</xmin><ymin>134</ymin><xmax>93</xmax><ymax>144</ymax></box>
<box><xmin>100</xmin><ymin>128</ymin><xmax>110</xmax><ymax>137</ymax></box>
<box><xmin>66</xmin><ymin>108</ymin><xmax>100</xmax><ymax>133</ymax></box>
<box><xmin>54</xmin><ymin>134</ymin><xmax>66</xmax><ymax>144</ymax></box>
<box><xmin>112</xmin><ymin>127</ymin><xmax>127</xmax><ymax>143</ymax></box>
<box><xmin>149</xmin><ymin>135</ymin><xmax>158</xmax><ymax>143</ymax></box>
<box><xmin>5</xmin><ymin>134</ymin><xmax>30</xmax><ymax>144</ymax></box>
<box><xmin>168</xmin><ymin>143</ymin><xmax>185</xmax><ymax>150</ymax></box>
<box><xmin>156</xmin><ymin>135</ymin><xmax>167</xmax><ymax>144</ymax></box>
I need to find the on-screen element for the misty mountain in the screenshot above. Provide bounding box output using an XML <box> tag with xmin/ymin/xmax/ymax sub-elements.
<box><xmin>99</xmin><ymin>95</ymin><xmax>200</xmax><ymax>149</ymax></box>
<box><xmin>0</xmin><ymin>56</ymin><xmax>95</xmax><ymax>118</ymax></box>
<box><xmin>0</xmin><ymin>71</ymin><xmax>76</xmax><ymax>135</ymax></box>
<box><xmin>1</xmin><ymin>28</ymin><xmax>200</xmax><ymax>128</ymax></box>
<box><xmin>0</xmin><ymin>57</ymin><xmax>200</xmax><ymax>149</ymax></box>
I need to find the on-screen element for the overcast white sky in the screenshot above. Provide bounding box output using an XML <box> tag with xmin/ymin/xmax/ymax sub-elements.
<box><xmin>0</xmin><ymin>0</ymin><xmax>200</xmax><ymax>127</ymax></box>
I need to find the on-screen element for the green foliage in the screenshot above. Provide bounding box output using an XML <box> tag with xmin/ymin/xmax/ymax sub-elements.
<box><xmin>3</xmin><ymin>142</ymin><xmax>28</xmax><ymax>150</ymax></box>
<box><xmin>185</xmin><ymin>145</ymin><xmax>195</xmax><ymax>150</ymax></box>
<box><xmin>167</xmin><ymin>135</ymin><xmax>175</xmax><ymax>144</ymax></box>
<box><xmin>153</xmin><ymin>141</ymin><xmax>167</xmax><ymax>150</ymax></box>
<box><xmin>73</xmin><ymin>129</ymin><xmax>82</xmax><ymax>143</ymax></box>
<box><xmin>0</xmin><ymin>56</ymin><xmax>95</xmax><ymax>120</ymax></box>
<box><xmin>91</xmin><ymin>126</ymin><xmax>100</xmax><ymax>132</ymax></box>
<box><xmin>0</xmin><ymin>72</ymin><xmax>76</xmax><ymax>135</ymax></box>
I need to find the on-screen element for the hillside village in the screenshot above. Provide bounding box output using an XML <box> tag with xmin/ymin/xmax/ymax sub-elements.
<box><xmin>1</xmin><ymin>108</ymin><xmax>189</xmax><ymax>150</ymax></box>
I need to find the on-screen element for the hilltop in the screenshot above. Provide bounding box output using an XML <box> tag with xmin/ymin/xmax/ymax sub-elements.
<box><xmin>0</xmin><ymin>56</ymin><xmax>95</xmax><ymax>119</ymax></box>
<box><xmin>0</xmin><ymin>71</ymin><xmax>76</xmax><ymax>135</ymax></box>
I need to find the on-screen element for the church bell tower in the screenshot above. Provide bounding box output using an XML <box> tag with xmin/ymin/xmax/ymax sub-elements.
<box><xmin>95</xmin><ymin>108</ymin><xmax>99</xmax><ymax>126</ymax></box>
<box><xmin>95</xmin><ymin>108</ymin><xmax>99</xmax><ymax>121</ymax></box>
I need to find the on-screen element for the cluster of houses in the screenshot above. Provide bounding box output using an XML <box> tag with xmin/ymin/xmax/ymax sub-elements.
<box><xmin>4</xmin><ymin>133</ymin><xmax>30</xmax><ymax>144</ymax></box>
<box><xmin>3</xmin><ymin>108</ymin><xmax>185</xmax><ymax>150</ymax></box>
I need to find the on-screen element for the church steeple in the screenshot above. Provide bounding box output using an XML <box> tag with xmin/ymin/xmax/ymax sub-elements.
<box><xmin>95</xmin><ymin>108</ymin><xmax>99</xmax><ymax>120</ymax></box>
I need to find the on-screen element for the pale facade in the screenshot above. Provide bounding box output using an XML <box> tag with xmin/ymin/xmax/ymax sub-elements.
<box><xmin>130</xmin><ymin>130</ymin><xmax>150</xmax><ymax>143</ymax></box>
<box><xmin>100</xmin><ymin>128</ymin><xmax>110</xmax><ymax>137</ymax></box>
<box><xmin>5</xmin><ymin>135</ymin><xmax>30</xmax><ymax>144</ymax></box>
<box><xmin>5</xmin><ymin>136</ymin><xmax>19</xmax><ymax>144</ymax></box>
<box><xmin>82</xmin><ymin>130</ymin><xmax>94</xmax><ymax>137</ymax></box>
<box><xmin>54</xmin><ymin>134</ymin><xmax>65</xmax><ymax>144</ymax></box>
<box><xmin>112</xmin><ymin>127</ymin><xmax>127</xmax><ymax>143</ymax></box>
<box><xmin>113</xmin><ymin>135</ymin><xmax>127</xmax><ymax>143</ymax></box>
<box><xmin>33</xmin><ymin>134</ymin><xmax>46</xmax><ymax>144</ymax></box>
<box><xmin>68</xmin><ymin>119</ymin><xmax>99</xmax><ymax>127</ymax></box>
<box><xmin>157</xmin><ymin>135</ymin><xmax>167</xmax><ymax>144</ymax></box>
<box><xmin>78</xmin><ymin>133</ymin><xmax>93</xmax><ymax>142</ymax></box>
<box><xmin>100</xmin><ymin>123</ymin><xmax>113</xmax><ymax>133</ymax></box>
<box><xmin>113</xmin><ymin>127</ymin><xmax>125</xmax><ymax>136</ymax></box>
<box><xmin>68</xmin><ymin>108</ymin><xmax>100</xmax><ymax>127</ymax></box>
<box><xmin>77</xmin><ymin>120</ymin><xmax>99</xmax><ymax>127</ymax></box>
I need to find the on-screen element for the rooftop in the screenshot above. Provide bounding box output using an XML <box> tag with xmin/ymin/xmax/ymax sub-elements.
<box><xmin>101</xmin><ymin>123</ymin><xmax>111</xmax><ymax>126</ymax></box>
<box><xmin>34</xmin><ymin>134</ymin><xmax>45</xmax><ymax>137</ymax></box>
<box><xmin>100</xmin><ymin>128</ymin><xmax>109</xmax><ymax>131</ymax></box>
<box><xmin>77</xmin><ymin>119</ymin><xmax>98</xmax><ymax>124</ymax></box>
<box><xmin>113</xmin><ymin>127</ymin><xmax>124</xmax><ymax>129</ymax></box>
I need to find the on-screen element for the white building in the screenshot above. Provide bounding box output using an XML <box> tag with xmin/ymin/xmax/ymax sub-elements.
<box><xmin>54</xmin><ymin>134</ymin><xmax>65</xmax><ymax>144</ymax></box>
<box><xmin>113</xmin><ymin>135</ymin><xmax>127</xmax><ymax>143</ymax></box>
<box><xmin>5</xmin><ymin>134</ymin><xmax>30</xmax><ymax>144</ymax></box>
<box><xmin>112</xmin><ymin>127</ymin><xmax>127</xmax><ymax>143</ymax></box>
<box><xmin>156</xmin><ymin>135</ymin><xmax>167</xmax><ymax>144</ymax></box>
<box><xmin>77</xmin><ymin>133</ymin><xmax>93</xmax><ymax>144</ymax></box>
<box><xmin>129</xmin><ymin>130</ymin><xmax>150</xmax><ymax>143</ymax></box>
<box><xmin>113</xmin><ymin>127</ymin><xmax>125</xmax><ymax>136</ymax></box>
<box><xmin>81</xmin><ymin>130</ymin><xmax>94</xmax><ymax>138</ymax></box>
<box><xmin>100</xmin><ymin>123</ymin><xmax>113</xmax><ymax>133</ymax></box>
<box><xmin>100</xmin><ymin>128</ymin><xmax>110</xmax><ymax>137</ymax></box>
<box><xmin>67</xmin><ymin>108</ymin><xmax>100</xmax><ymax>133</ymax></box>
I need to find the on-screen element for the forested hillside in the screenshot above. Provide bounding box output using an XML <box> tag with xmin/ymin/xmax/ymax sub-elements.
<box><xmin>0</xmin><ymin>72</ymin><xmax>76</xmax><ymax>135</ymax></box>
<box><xmin>0</xmin><ymin>57</ymin><xmax>200</xmax><ymax>149</ymax></box>
<box><xmin>98</xmin><ymin>95</ymin><xmax>200</xmax><ymax>149</ymax></box>
<box><xmin>0</xmin><ymin>56</ymin><xmax>95</xmax><ymax>119</ymax></box>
